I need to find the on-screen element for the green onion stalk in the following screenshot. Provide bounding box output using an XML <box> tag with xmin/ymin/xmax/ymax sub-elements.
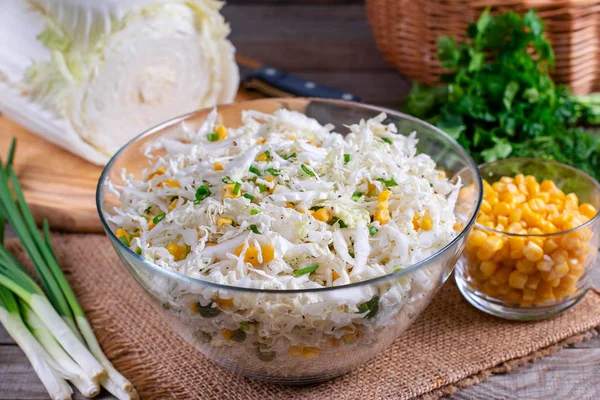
<box><xmin>0</xmin><ymin>139</ymin><xmax>138</xmax><ymax>399</ymax></box>
<box><xmin>0</xmin><ymin>286</ymin><xmax>73</xmax><ymax>400</ymax></box>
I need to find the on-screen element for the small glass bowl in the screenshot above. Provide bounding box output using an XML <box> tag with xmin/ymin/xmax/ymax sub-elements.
<box><xmin>456</xmin><ymin>158</ymin><xmax>600</xmax><ymax>320</ymax></box>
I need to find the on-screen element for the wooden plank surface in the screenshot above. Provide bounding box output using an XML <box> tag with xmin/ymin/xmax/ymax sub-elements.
<box><xmin>1</xmin><ymin>2</ymin><xmax>599</xmax><ymax>400</ymax></box>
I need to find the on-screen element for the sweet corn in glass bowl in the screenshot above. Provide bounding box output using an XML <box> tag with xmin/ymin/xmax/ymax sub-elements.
<box><xmin>97</xmin><ymin>98</ymin><xmax>482</xmax><ymax>384</ymax></box>
<box><xmin>456</xmin><ymin>158</ymin><xmax>600</xmax><ymax>320</ymax></box>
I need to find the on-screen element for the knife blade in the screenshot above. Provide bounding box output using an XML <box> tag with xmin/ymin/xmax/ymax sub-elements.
<box><xmin>236</xmin><ymin>55</ymin><xmax>361</xmax><ymax>102</ymax></box>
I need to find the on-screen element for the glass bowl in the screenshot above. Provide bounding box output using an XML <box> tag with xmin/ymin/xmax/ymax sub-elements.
<box><xmin>456</xmin><ymin>158</ymin><xmax>600</xmax><ymax>321</ymax></box>
<box><xmin>96</xmin><ymin>98</ymin><xmax>482</xmax><ymax>384</ymax></box>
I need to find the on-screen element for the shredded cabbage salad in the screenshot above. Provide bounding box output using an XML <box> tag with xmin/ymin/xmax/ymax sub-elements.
<box><xmin>105</xmin><ymin>109</ymin><xmax>462</xmax><ymax>375</ymax></box>
<box><xmin>108</xmin><ymin>109</ymin><xmax>460</xmax><ymax>288</ymax></box>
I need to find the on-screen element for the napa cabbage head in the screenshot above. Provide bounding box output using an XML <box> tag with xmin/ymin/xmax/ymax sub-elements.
<box><xmin>0</xmin><ymin>0</ymin><xmax>239</xmax><ymax>164</ymax></box>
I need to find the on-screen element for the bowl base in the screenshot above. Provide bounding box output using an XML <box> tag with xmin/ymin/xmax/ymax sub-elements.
<box><xmin>455</xmin><ymin>275</ymin><xmax>587</xmax><ymax>321</ymax></box>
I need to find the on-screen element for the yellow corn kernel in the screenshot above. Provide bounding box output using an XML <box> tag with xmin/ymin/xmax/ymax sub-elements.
<box><xmin>497</xmin><ymin>215</ymin><xmax>509</xmax><ymax>227</ymax></box>
<box><xmin>553</xmin><ymin>262</ymin><xmax>569</xmax><ymax>278</ymax></box>
<box><xmin>525</xmin><ymin>177</ymin><xmax>540</xmax><ymax>195</ymax></box>
<box><xmin>580</xmin><ymin>203</ymin><xmax>597</xmax><ymax>219</ymax></box>
<box><xmin>560</xmin><ymin>274</ymin><xmax>579</xmax><ymax>289</ymax></box>
<box><xmin>543</xmin><ymin>239</ymin><xmax>558</xmax><ymax>254</ymax></box>
<box><xmin>367</xmin><ymin>181</ymin><xmax>377</xmax><ymax>195</ymax></box>
<box><xmin>467</xmin><ymin>230</ymin><xmax>488</xmax><ymax>248</ymax></box>
<box><xmin>332</xmin><ymin>270</ymin><xmax>340</xmax><ymax>281</ymax></box>
<box><xmin>551</xmin><ymin>249</ymin><xmax>569</xmax><ymax>264</ymax></box>
<box><xmin>526</xmin><ymin>274</ymin><xmax>541</xmax><ymax>290</ymax></box>
<box><xmin>497</xmin><ymin>283</ymin><xmax>510</xmax><ymax>295</ymax></box>
<box><xmin>378</xmin><ymin>190</ymin><xmax>392</xmax><ymax>203</ymax></box>
<box><xmin>476</xmin><ymin>246</ymin><xmax>495</xmax><ymax>261</ymax></box>
<box><xmin>222</xmin><ymin>183</ymin><xmax>241</xmax><ymax>199</ymax></box>
<box><xmin>214</xmin><ymin>161</ymin><xmax>224</xmax><ymax>171</ymax></box>
<box><xmin>493</xmin><ymin>202</ymin><xmax>512</xmax><ymax>216</ymax></box>
<box><xmin>116</xmin><ymin>228</ymin><xmax>130</xmax><ymax>242</ymax></box>
<box><xmin>536</xmin><ymin>258</ymin><xmax>554</xmax><ymax>272</ymax></box>
<box><xmin>290</xmin><ymin>135</ymin><xmax>297</xmax><ymax>140</ymax></box>
<box><xmin>167</xmin><ymin>243</ymin><xmax>188</xmax><ymax>261</ymax></box>
<box><xmin>168</xmin><ymin>198</ymin><xmax>179</xmax><ymax>212</ymax></box>
<box><xmin>522</xmin><ymin>288</ymin><xmax>536</xmax><ymax>302</ymax></box>
<box><xmin>147</xmin><ymin>165</ymin><xmax>167</xmax><ymax>180</ymax></box>
<box><xmin>480</xmin><ymin>200</ymin><xmax>492</xmax><ymax>214</ymax></box>
<box><xmin>262</xmin><ymin>244</ymin><xmax>275</xmax><ymax>263</ymax></box>
<box><xmin>508</xmin><ymin>236</ymin><xmax>525</xmax><ymax>251</ymax></box>
<box><xmin>505</xmin><ymin>290</ymin><xmax>522</xmax><ymax>303</ymax></box>
<box><xmin>484</xmin><ymin>235</ymin><xmax>504</xmax><ymax>252</ymax></box>
<box><xmin>331</xmin><ymin>337</ymin><xmax>341</xmax><ymax>347</ymax></box>
<box><xmin>289</xmin><ymin>346</ymin><xmax>303</xmax><ymax>356</ymax></box>
<box><xmin>523</xmin><ymin>241</ymin><xmax>543</xmax><ymax>262</ymax></box>
<box><xmin>160</xmin><ymin>179</ymin><xmax>181</xmax><ymax>188</ymax></box>
<box><xmin>234</xmin><ymin>244</ymin><xmax>260</xmax><ymax>267</ymax></box>
<box><xmin>516</xmin><ymin>258</ymin><xmax>536</xmax><ymax>274</ymax></box>
<box><xmin>540</xmin><ymin>180</ymin><xmax>556</xmax><ymax>192</ymax></box>
<box><xmin>490</xmin><ymin>267</ymin><xmax>512</xmax><ymax>285</ymax></box>
<box><xmin>216</xmin><ymin>125</ymin><xmax>228</xmax><ymax>140</ymax></box>
<box><xmin>217</xmin><ymin>217</ymin><xmax>233</xmax><ymax>227</ymax></box>
<box><xmin>311</xmin><ymin>208</ymin><xmax>332</xmax><ymax>222</ymax></box>
<box><xmin>216</xmin><ymin>297</ymin><xmax>233</xmax><ymax>307</ymax></box>
<box><xmin>508</xmin><ymin>270</ymin><xmax>528</xmax><ymax>289</ymax></box>
<box><xmin>222</xmin><ymin>328</ymin><xmax>234</xmax><ymax>341</ymax></box>
<box><xmin>492</xmin><ymin>181</ymin><xmax>507</xmax><ymax>193</ymax></box>
<box><xmin>189</xmin><ymin>302</ymin><xmax>198</xmax><ymax>313</ymax></box>
<box><xmin>479</xmin><ymin>261</ymin><xmax>497</xmax><ymax>278</ymax></box>
<box><xmin>375</xmin><ymin>209</ymin><xmax>391</xmax><ymax>225</ymax></box>
<box><xmin>301</xmin><ymin>347</ymin><xmax>320</xmax><ymax>359</ymax></box>
<box><xmin>257</xmin><ymin>153</ymin><xmax>268</xmax><ymax>162</ymax></box>
<box><xmin>515</xmin><ymin>174</ymin><xmax>525</xmax><ymax>185</ymax></box>
<box><xmin>420</xmin><ymin>211</ymin><xmax>433</xmax><ymax>231</ymax></box>
<box><xmin>536</xmin><ymin>282</ymin><xmax>554</xmax><ymax>302</ymax></box>
<box><xmin>507</xmin><ymin>222</ymin><xmax>522</xmax><ymax>234</ymax></box>
<box><xmin>257</xmin><ymin>138</ymin><xmax>266</xmax><ymax>144</ymax></box>
<box><xmin>482</xmin><ymin>281</ymin><xmax>499</xmax><ymax>297</ymax></box>
<box><xmin>540</xmin><ymin>269</ymin><xmax>557</xmax><ymax>283</ymax></box>
<box><xmin>509</xmin><ymin>248</ymin><xmax>524</xmax><ymax>260</ymax></box>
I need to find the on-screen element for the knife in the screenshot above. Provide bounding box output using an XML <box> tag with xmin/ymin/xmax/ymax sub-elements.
<box><xmin>236</xmin><ymin>55</ymin><xmax>361</xmax><ymax>102</ymax></box>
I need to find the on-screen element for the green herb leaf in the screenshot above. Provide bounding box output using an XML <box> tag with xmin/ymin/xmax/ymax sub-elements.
<box><xmin>249</xmin><ymin>165</ymin><xmax>262</xmax><ymax>176</ymax></box>
<box><xmin>197</xmin><ymin>303</ymin><xmax>219</xmax><ymax>318</ymax></box>
<box><xmin>301</xmin><ymin>164</ymin><xmax>315</xmax><ymax>177</ymax></box>
<box><xmin>377</xmin><ymin>177</ymin><xmax>398</xmax><ymax>187</ymax></box>
<box><xmin>194</xmin><ymin>185</ymin><xmax>211</xmax><ymax>203</ymax></box>
<box><xmin>249</xmin><ymin>224</ymin><xmax>261</xmax><ymax>234</ymax></box>
<box><xmin>233</xmin><ymin>182</ymin><xmax>242</xmax><ymax>195</ymax></box>
<box><xmin>351</xmin><ymin>192</ymin><xmax>362</xmax><ymax>202</ymax></box>
<box><xmin>357</xmin><ymin>295</ymin><xmax>379</xmax><ymax>319</ymax></box>
<box><xmin>153</xmin><ymin>212</ymin><xmax>166</xmax><ymax>224</ymax></box>
<box><xmin>294</xmin><ymin>264</ymin><xmax>319</xmax><ymax>277</ymax></box>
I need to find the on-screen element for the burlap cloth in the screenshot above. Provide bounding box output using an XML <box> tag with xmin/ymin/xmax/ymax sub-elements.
<box><xmin>8</xmin><ymin>234</ymin><xmax>600</xmax><ymax>399</ymax></box>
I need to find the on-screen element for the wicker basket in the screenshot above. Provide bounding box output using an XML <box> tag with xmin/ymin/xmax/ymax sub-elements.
<box><xmin>366</xmin><ymin>0</ymin><xmax>600</xmax><ymax>94</ymax></box>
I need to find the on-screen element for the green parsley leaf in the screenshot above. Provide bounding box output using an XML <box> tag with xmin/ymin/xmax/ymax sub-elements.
<box><xmin>194</xmin><ymin>185</ymin><xmax>211</xmax><ymax>203</ymax></box>
<box><xmin>357</xmin><ymin>296</ymin><xmax>379</xmax><ymax>319</ymax></box>
<box><xmin>249</xmin><ymin>165</ymin><xmax>262</xmax><ymax>176</ymax></box>
<box><xmin>249</xmin><ymin>224</ymin><xmax>261</xmax><ymax>234</ymax></box>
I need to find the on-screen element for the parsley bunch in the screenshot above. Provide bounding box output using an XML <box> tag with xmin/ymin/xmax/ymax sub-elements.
<box><xmin>404</xmin><ymin>9</ymin><xmax>600</xmax><ymax>179</ymax></box>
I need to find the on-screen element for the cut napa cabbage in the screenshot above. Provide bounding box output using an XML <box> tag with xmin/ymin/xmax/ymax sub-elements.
<box><xmin>0</xmin><ymin>0</ymin><xmax>239</xmax><ymax>165</ymax></box>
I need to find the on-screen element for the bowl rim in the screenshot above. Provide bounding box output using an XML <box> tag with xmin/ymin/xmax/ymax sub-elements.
<box><xmin>96</xmin><ymin>97</ymin><xmax>483</xmax><ymax>294</ymax></box>
<box><xmin>475</xmin><ymin>157</ymin><xmax>600</xmax><ymax>238</ymax></box>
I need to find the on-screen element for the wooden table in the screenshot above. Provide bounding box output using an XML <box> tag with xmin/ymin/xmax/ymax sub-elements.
<box><xmin>1</xmin><ymin>2</ymin><xmax>599</xmax><ymax>399</ymax></box>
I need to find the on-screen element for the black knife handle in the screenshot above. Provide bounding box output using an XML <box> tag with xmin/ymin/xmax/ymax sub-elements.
<box><xmin>245</xmin><ymin>67</ymin><xmax>361</xmax><ymax>102</ymax></box>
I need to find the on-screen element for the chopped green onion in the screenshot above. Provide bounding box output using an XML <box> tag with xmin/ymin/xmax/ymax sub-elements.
<box><xmin>301</xmin><ymin>164</ymin><xmax>315</xmax><ymax>177</ymax></box>
<box><xmin>240</xmin><ymin>321</ymin><xmax>250</xmax><ymax>331</ymax></box>
<box><xmin>194</xmin><ymin>185</ymin><xmax>211</xmax><ymax>203</ymax></box>
<box><xmin>243</xmin><ymin>193</ymin><xmax>255</xmax><ymax>201</ymax></box>
<box><xmin>309</xmin><ymin>205</ymin><xmax>323</xmax><ymax>211</ymax></box>
<box><xmin>144</xmin><ymin>206</ymin><xmax>152</xmax><ymax>215</ymax></box>
<box><xmin>377</xmin><ymin>177</ymin><xmax>398</xmax><ymax>187</ymax></box>
<box><xmin>170</xmin><ymin>196</ymin><xmax>179</xmax><ymax>202</ymax></box>
<box><xmin>394</xmin><ymin>266</ymin><xmax>404</xmax><ymax>272</ymax></box>
<box><xmin>369</xmin><ymin>226</ymin><xmax>378</xmax><ymax>236</ymax></box>
<box><xmin>258</xmin><ymin>183</ymin><xmax>266</xmax><ymax>193</ymax></box>
<box><xmin>357</xmin><ymin>295</ymin><xmax>379</xmax><ymax>319</ymax></box>
<box><xmin>222</xmin><ymin>177</ymin><xmax>234</xmax><ymax>184</ymax></box>
<box><xmin>249</xmin><ymin>224</ymin><xmax>261</xmax><ymax>234</ymax></box>
<box><xmin>344</xmin><ymin>154</ymin><xmax>350</xmax><ymax>164</ymax></box>
<box><xmin>256</xmin><ymin>347</ymin><xmax>276</xmax><ymax>362</ymax></box>
<box><xmin>337</xmin><ymin>219</ymin><xmax>347</xmax><ymax>228</ymax></box>
<box><xmin>119</xmin><ymin>235</ymin><xmax>130</xmax><ymax>247</ymax></box>
<box><xmin>207</xmin><ymin>132</ymin><xmax>219</xmax><ymax>142</ymax></box>
<box><xmin>233</xmin><ymin>182</ymin><xmax>242</xmax><ymax>195</ymax></box>
<box><xmin>249</xmin><ymin>165</ymin><xmax>262</xmax><ymax>176</ymax></box>
<box><xmin>266</xmin><ymin>168</ymin><xmax>280</xmax><ymax>176</ymax></box>
<box><xmin>294</xmin><ymin>264</ymin><xmax>318</xmax><ymax>277</ymax></box>
<box><xmin>351</xmin><ymin>192</ymin><xmax>363</xmax><ymax>202</ymax></box>
<box><xmin>283</xmin><ymin>152</ymin><xmax>296</xmax><ymax>160</ymax></box>
<box><xmin>250</xmin><ymin>209</ymin><xmax>261</xmax><ymax>215</ymax></box>
<box><xmin>135</xmin><ymin>247</ymin><xmax>142</xmax><ymax>256</ymax></box>
<box><xmin>197</xmin><ymin>303</ymin><xmax>219</xmax><ymax>318</ymax></box>
<box><xmin>230</xmin><ymin>329</ymin><xmax>247</xmax><ymax>343</ymax></box>
<box><xmin>381</xmin><ymin>137</ymin><xmax>393</xmax><ymax>144</ymax></box>
<box><xmin>153</xmin><ymin>212</ymin><xmax>166</xmax><ymax>224</ymax></box>
<box><xmin>264</xmin><ymin>150</ymin><xmax>272</xmax><ymax>161</ymax></box>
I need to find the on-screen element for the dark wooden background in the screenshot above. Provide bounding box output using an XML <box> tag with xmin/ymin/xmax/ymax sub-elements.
<box><xmin>1</xmin><ymin>1</ymin><xmax>599</xmax><ymax>399</ymax></box>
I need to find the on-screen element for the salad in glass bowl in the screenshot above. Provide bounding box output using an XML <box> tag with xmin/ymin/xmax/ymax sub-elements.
<box><xmin>98</xmin><ymin>98</ymin><xmax>482</xmax><ymax>383</ymax></box>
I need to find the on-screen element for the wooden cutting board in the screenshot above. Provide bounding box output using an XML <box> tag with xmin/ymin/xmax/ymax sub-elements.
<box><xmin>0</xmin><ymin>89</ymin><xmax>263</xmax><ymax>233</ymax></box>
